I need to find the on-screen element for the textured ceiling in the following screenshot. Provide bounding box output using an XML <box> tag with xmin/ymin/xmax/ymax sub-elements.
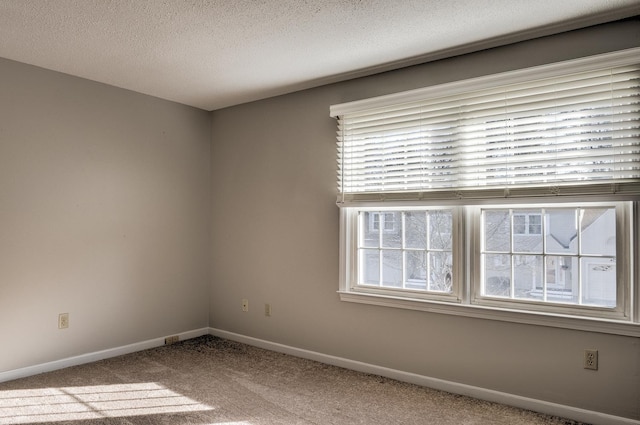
<box><xmin>0</xmin><ymin>0</ymin><xmax>639</xmax><ymax>111</ymax></box>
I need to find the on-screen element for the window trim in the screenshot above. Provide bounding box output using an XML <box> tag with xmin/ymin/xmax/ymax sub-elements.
<box><xmin>338</xmin><ymin>201</ymin><xmax>639</xmax><ymax>337</ymax></box>
<box><xmin>337</xmin><ymin>289</ymin><xmax>640</xmax><ymax>337</ymax></box>
<box><xmin>351</xmin><ymin>207</ymin><xmax>462</xmax><ymax>303</ymax></box>
<box><xmin>469</xmin><ymin>201</ymin><xmax>629</xmax><ymax>322</ymax></box>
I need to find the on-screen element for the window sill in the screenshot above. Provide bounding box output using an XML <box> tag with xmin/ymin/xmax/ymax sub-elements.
<box><xmin>338</xmin><ymin>290</ymin><xmax>640</xmax><ymax>337</ymax></box>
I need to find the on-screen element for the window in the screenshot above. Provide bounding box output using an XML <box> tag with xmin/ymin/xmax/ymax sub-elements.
<box><xmin>369</xmin><ymin>212</ymin><xmax>397</xmax><ymax>232</ymax></box>
<box><xmin>479</xmin><ymin>205</ymin><xmax>618</xmax><ymax>308</ymax></box>
<box><xmin>358</xmin><ymin>209</ymin><xmax>453</xmax><ymax>293</ymax></box>
<box><xmin>331</xmin><ymin>48</ymin><xmax>640</xmax><ymax>334</ymax></box>
<box><xmin>513</xmin><ymin>213</ymin><xmax>541</xmax><ymax>235</ymax></box>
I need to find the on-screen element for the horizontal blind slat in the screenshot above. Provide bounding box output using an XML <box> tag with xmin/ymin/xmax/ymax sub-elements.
<box><xmin>335</xmin><ymin>56</ymin><xmax>640</xmax><ymax>196</ymax></box>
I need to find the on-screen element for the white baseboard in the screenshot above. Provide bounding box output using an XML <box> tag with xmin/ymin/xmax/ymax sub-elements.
<box><xmin>0</xmin><ymin>328</ymin><xmax>209</xmax><ymax>384</ymax></box>
<box><xmin>209</xmin><ymin>328</ymin><xmax>639</xmax><ymax>425</ymax></box>
<box><xmin>2</xmin><ymin>327</ymin><xmax>636</xmax><ymax>425</ymax></box>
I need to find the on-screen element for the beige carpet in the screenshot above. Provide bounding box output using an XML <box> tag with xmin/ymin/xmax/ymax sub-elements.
<box><xmin>0</xmin><ymin>335</ymin><xmax>588</xmax><ymax>425</ymax></box>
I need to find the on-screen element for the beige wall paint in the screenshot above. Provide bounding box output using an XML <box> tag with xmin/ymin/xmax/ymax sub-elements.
<box><xmin>0</xmin><ymin>58</ymin><xmax>211</xmax><ymax>372</ymax></box>
<box><xmin>210</xmin><ymin>19</ymin><xmax>640</xmax><ymax>420</ymax></box>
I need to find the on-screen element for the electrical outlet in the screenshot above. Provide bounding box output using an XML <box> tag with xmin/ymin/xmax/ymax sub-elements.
<box><xmin>165</xmin><ymin>335</ymin><xmax>179</xmax><ymax>345</ymax></box>
<box><xmin>265</xmin><ymin>303</ymin><xmax>271</xmax><ymax>317</ymax></box>
<box><xmin>58</xmin><ymin>313</ymin><xmax>69</xmax><ymax>329</ymax></box>
<box><xmin>584</xmin><ymin>349</ymin><xmax>598</xmax><ymax>370</ymax></box>
<box><xmin>242</xmin><ymin>299</ymin><xmax>249</xmax><ymax>312</ymax></box>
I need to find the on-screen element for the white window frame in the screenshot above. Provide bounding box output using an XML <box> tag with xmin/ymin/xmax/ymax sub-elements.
<box><xmin>339</xmin><ymin>201</ymin><xmax>638</xmax><ymax>337</ymax></box>
<box><xmin>347</xmin><ymin>206</ymin><xmax>461</xmax><ymax>303</ymax></box>
<box><xmin>469</xmin><ymin>201</ymin><xmax>630</xmax><ymax>322</ymax></box>
<box><xmin>334</xmin><ymin>48</ymin><xmax>640</xmax><ymax>337</ymax></box>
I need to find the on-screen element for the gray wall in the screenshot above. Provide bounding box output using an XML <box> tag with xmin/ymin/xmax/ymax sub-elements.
<box><xmin>0</xmin><ymin>58</ymin><xmax>211</xmax><ymax>372</ymax></box>
<box><xmin>210</xmin><ymin>19</ymin><xmax>640</xmax><ymax>420</ymax></box>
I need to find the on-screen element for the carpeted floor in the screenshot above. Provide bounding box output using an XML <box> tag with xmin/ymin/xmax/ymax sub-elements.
<box><xmin>0</xmin><ymin>335</ymin><xmax>588</xmax><ymax>425</ymax></box>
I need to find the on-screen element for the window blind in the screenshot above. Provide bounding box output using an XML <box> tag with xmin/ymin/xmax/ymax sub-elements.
<box><xmin>331</xmin><ymin>49</ymin><xmax>640</xmax><ymax>204</ymax></box>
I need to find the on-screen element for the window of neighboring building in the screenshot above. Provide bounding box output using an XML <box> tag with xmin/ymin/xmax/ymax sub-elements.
<box><xmin>369</xmin><ymin>212</ymin><xmax>397</xmax><ymax>232</ymax></box>
<box><xmin>331</xmin><ymin>48</ymin><xmax>640</xmax><ymax>335</ymax></box>
<box><xmin>513</xmin><ymin>213</ymin><xmax>542</xmax><ymax>235</ymax></box>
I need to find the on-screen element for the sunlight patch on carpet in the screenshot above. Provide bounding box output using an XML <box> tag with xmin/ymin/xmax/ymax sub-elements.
<box><xmin>0</xmin><ymin>382</ymin><xmax>213</xmax><ymax>424</ymax></box>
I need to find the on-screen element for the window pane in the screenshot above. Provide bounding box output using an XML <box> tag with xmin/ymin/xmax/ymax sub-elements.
<box><xmin>582</xmin><ymin>258</ymin><xmax>616</xmax><ymax>307</ymax></box>
<box><xmin>429</xmin><ymin>211</ymin><xmax>452</xmax><ymax>250</ymax></box>
<box><xmin>479</xmin><ymin>204</ymin><xmax>623</xmax><ymax>310</ymax></box>
<box><xmin>581</xmin><ymin>208</ymin><xmax>616</xmax><ymax>256</ymax></box>
<box><xmin>361</xmin><ymin>212</ymin><xmax>379</xmax><ymax>248</ymax></box>
<box><xmin>429</xmin><ymin>251</ymin><xmax>452</xmax><ymax>293</ymax></box>
<box><xmin>484</xmin><ymin>254</ymin><xmax>511</xmax><ymax>297</ymax></box>
<box><xmin>358</xmin><ymin>208</ymin><xmax>455</xmax><ymax>294</ymax></box>
<box><xmin>546</xmin><ymin>256</ymin><xmax>579</xmax><ymax>304</ymax></box>
<box><xmin>381</xmin><ymin>212</ymin><xmax>402</xmax><ymax>248</ymax></box>
<box><xmin>545</xmin><ymin>209</ymin><xmax>578</xmax><ymax>255</ymax></box>
<box><xmin>360</xmin><ymin>249</ymin><xmax>379</xmax><ymax>285</ymax></box>
<box><xmin>405</xmin><ymin>251</ymin><xmax>427</xmax><ymax>290</ymax></box>
<box><xmin>405</xmin><ymin>212</ymin><xmax>427</xmax><ymax>249</ymax></box>
<box><xmin>484</xmin><ymin>210</ymin><xmax>510</xmax><ymax>252</ymax></box>
<box><xmin>514</xmin><ymin>255</ymin><xmax>543</xmax><ymax>300</ymax></box>
<box><xmin>382</xmin><ymin>250</ymin><xmax>403</xmax><ymax>287</ymax></box>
